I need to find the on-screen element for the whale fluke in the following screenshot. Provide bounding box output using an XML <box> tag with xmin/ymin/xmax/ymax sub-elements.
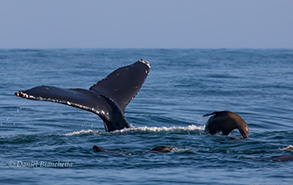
<box><xmin>15</xmin><ymin>60</ymin><xmax>150</xmax><ymax>132</ymax></box>
<box><xmin>203</xmin><ymin>111</ymin><xmax>249</xmax><ymax>138</ymax></box>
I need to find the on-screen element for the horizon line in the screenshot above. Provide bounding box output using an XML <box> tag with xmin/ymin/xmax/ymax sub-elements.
<box><xmin>0</xmin><ymin>47</ymin><xmax>292</xmax><ymax>50</ymax></box>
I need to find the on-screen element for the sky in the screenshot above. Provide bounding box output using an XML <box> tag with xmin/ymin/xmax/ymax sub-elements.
<box><xmin>0</xmin><ymin>0</ymin><xmax>292</xmax><ymax>49</ymax></box>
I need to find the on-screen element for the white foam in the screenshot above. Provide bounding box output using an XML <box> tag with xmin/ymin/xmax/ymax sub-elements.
<box><xmin>279</xmin><ymin>145</ymin><xmax>293</xmax><ymax>151</ymax></box>
<box><xmin>64</xmin><ymin>125</ymin><xmax>205</xmax><ymax>136</ymax></box>
<box><xmin>171</xmin><ymin>147</ymin><xmax>196</xmax><ymax>152</ymax></box>
<box><xmin>114</xmin><ymin>125</ymin><xmax>205</xmax><ymax>133</ymax></box>
<box><xmin>64</xmin><ymin>129</ymin><xmax>100</xmax><ymax>136</ymax></box>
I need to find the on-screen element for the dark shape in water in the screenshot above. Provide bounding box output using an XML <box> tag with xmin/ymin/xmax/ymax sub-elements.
<box><xmin>203</xmin><ymin>111</ymin><xmax>249</xmax><ymax>138</ymax></box>
<box><xmin>15</xmin><ymin>60</ymin><xmax>150</xmax><ymax>132</ymax></box>
<box><xmin>270</xmin><ymin>154</ymin><xmax>293</xmax><ymax>162</ymax></box>
<box><xmin>93</xmin><ymin>145</ymin><xmax>131</xmax><ymax>155</ymax></box>
<box><xmin>93</xmin><ymin>145</ymin><xmax>175</xmax><ymax>154</ymax></box>
<box><xmin>150</xmin><ymin>146</ymin><xmax>173</xmax><ymax>153</ymax></box>
<box><xmin>93</xmin><ymin>145</ymin><xmax>109</xmax><ymax>153</ymax></box>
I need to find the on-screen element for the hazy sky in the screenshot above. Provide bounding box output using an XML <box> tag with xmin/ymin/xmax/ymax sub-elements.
<box><xmin>0</xmin><ymin>0</ymin><xmax>292</xmax><ymax>48</ymax></box>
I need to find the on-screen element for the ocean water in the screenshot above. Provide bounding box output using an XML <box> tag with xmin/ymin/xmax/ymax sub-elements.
<box><xmin>1</xmin><ymin>49</ymin><xmax>293</xmax><ymax>184</ymax></box>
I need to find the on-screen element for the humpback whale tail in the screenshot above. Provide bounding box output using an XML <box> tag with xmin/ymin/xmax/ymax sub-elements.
<box><xmin>15</xmin><ymin>59</ymin><xmax>151</xmax><ymax>132</ymax></box>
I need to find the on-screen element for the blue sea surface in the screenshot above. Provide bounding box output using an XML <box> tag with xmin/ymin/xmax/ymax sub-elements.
<box><xmin>1</xmin><ymin>49</ymin><xmax>293</xmax><ymax>184</ymax></box>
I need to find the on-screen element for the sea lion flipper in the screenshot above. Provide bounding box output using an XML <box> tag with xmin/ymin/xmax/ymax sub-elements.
<box><xmin>90</xmin><ymin>60</ymin><xmax>150</xmax><ymax>113</ymax></box>
<box><xmin>203</xmin><ymin>111</ymin><xmax>223</xmax><ymax>117</ymax></box>
<box><xmin>203</xmin><ymin>112</ymin><xmax>217</xmax><ymax>117</ymax></box>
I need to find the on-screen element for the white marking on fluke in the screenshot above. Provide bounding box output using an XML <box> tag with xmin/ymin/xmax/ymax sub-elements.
<box><xmin>139</xmin><ymin>59</ymin><xmax>151</xmax><ymax>68</ymax></box>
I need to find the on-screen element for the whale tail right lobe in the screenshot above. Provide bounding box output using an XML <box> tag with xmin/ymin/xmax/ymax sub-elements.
<box><xmin>90</xmin><ymin>60</ymin><xmax>150</xmax><ymax>113</ymax></box>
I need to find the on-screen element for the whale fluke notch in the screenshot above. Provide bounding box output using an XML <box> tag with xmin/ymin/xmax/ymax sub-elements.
<box><xmin>15</xmin><ymin>60</ymin><xmax>150</xmax><ymax>132</ymax></box>
<box><xmin>203</xmin><ymin>111</ymin><xmax>249</xmax><ymax>138</ymax></box>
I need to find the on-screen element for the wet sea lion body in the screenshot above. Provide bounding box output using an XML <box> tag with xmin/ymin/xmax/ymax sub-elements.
<box><xmin>204</xmin><ymin>111</ymin><xmax>249</xmax><ymax>138</ymax></box>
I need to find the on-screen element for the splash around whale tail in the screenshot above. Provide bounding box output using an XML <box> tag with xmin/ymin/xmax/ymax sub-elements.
<box><xmin>15</xmin><ymin>60</ymin><xmax>150</xmax><ymax>132</ymax></box>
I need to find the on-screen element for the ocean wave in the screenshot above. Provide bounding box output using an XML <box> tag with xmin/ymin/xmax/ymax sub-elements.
<box><xmin>64</xmin><ymin>125</ymin><xmax>205</xmax><ymax>136</ymax></box>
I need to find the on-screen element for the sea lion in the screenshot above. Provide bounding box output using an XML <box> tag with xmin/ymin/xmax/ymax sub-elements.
<box><xmin>93</xmin><ymin>145</ymin><xmax>131</xmax><ymax>155</ymax></box>
<box><xmin>93</xmin><ymin>145</ymin><xmax>174</xmax><ymax>154</ymax></box>
<box><xmin>270</xmin><ymin>154</ymin><xmax>293</xmax><ymax>162</ymax></box>
<box><xmin>93</xmin><ymin>145</ymin><xmax>109</xmax><ymax>153</ymax></box>
<box><xmin>150</xmin><ymin>146</ymin><xmax>173</xmax><ymax>153</ymax></box>
<box><xmin>203</xmin><ymin>111</ymin><xmax>249</xmax><ymax>138</ymax></box>
<box><xmin>15</xmin><ymin>59</ymin><xmax>150</xmax><ymax>132</ymax></box>
<box><xmin>92</xmin><ymin>145</ymin><xmax>196</xmax><ymax>154</ymax></box>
